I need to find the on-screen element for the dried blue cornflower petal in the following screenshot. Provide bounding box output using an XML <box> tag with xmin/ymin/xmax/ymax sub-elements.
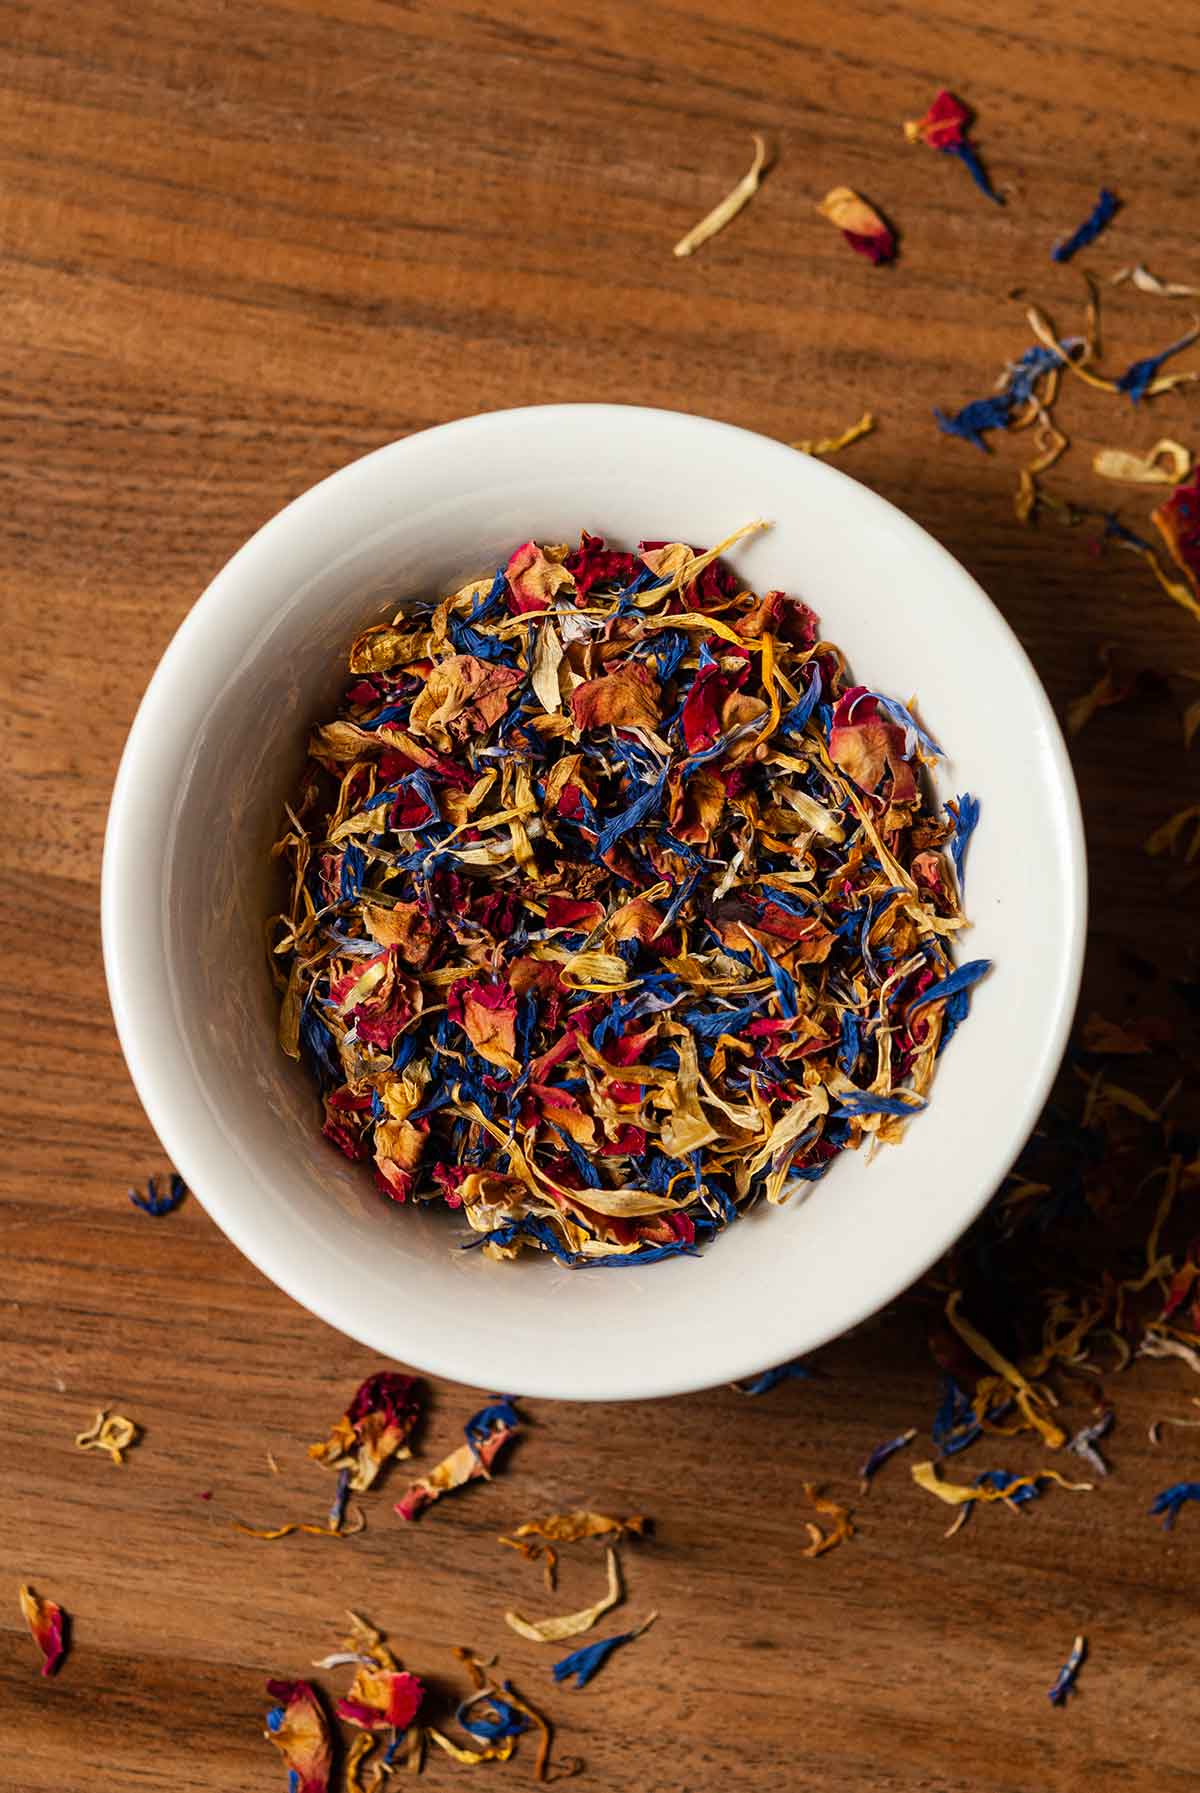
<box><xmin>551</xmin><ymin>1614</ymin><xmax>657</xmax><ymax>1689</ymax></box>
<box><xmin>1103</xmin><ymin>513</ymin><xmax>1155</xmax><ymax>553</ymax></box>
<box><xmin>1148</xmin><ymin>1481</ymin><xmax>1200</xmax><ymax>1528</ymax></box>
<box><xmin>833</xmin><ymin>1091</ymin><xmax>927</xmax><ymax>1119</ymax></box>
<box><xmin>1051</xmin><ymin>188</ymin><xmax>1119</xmax><ymax>263</ymax></box>
<box><xmin>859</xmin><ymin>1426</ymin><xmax>917</xmax><ymax>1491</ymax></box>
<box><xmin>1115</xmin><ymin>325</ymin><xmax>1200</xmax><ymax>404</ymax></box>
<box><xmin>734</xmin><ymin>1359</ymin><xmax>814</xmax><ymax>1395</ymax></box>
<box><xmin>328</xmin><ymin>1468</ymin><xmax>352</xmax><ymax>1532</ymax></box>
<box><xmin>1048</xmin><ymin>1635</ymin><xmax>1086</xmax><ymax>1706</ymax></box>
<box><xmin>945</xmin><ymin>793</ymin><xmax>980</xmax><ymax>888</ymax></box>
<box><xmin>932</xmin><ymin>1377</ymin><xmax>982</xmax><ymax>1457</ymax></box>
<box><xmin>907</xmin><ymin>959</ymin><xmax>992</xmax><ymax>1016</ymax></box>
<box><xmin>934</xmin><ymin>395</ymin><xmax>1014</xmax><ymax>452</ymax></box>
<box><xmin>129</xmin><ymin>1173</ymin><xmax>187</xmax><ymax>1216</ymax></box>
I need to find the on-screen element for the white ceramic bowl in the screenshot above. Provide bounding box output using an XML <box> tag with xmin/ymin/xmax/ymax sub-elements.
<box><xmin>103</xmin><ymin>404</ymin><xmax>1085</xmax><ymax>1400</ymax></box>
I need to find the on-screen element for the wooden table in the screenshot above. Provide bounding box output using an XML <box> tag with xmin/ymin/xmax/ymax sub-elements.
<box><xmin>3</xmin><ymin>3</ymin><xmax>1198</xmax><ymax>1787</ymax></box>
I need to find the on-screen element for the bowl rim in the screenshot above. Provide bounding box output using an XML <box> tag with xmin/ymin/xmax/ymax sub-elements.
<box><xmin>102</xmin><ymin>401</ymin><xmax>1087</xmax><ymax>1398</ymax></box>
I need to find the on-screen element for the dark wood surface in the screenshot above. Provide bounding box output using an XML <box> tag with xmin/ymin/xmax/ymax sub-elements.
<box><xmin>2</xmin><ymin>3</ymin><xmax>1199</xmax><ymax>1787</ymax></box>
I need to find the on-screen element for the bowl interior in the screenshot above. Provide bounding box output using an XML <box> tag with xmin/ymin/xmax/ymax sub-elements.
<box><xmin>104</xmin><ymin>405</ymin><xmax>1084</xmax><ymax>1399</ymax></box>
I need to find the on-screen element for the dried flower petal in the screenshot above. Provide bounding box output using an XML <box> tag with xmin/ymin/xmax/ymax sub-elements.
<box><xmin>912</xmin><ymin>1460</ymin><xmax>1092</xmax><ymax>1510</ymax></box>
<box><xmin>673</xmin><ymin>135</ymin><xmax>770</xmax><ymax>259</ymax></box>
<box><xmin>1052</xmin><ymin>188</ymin><xmax>1119</xmax><ymax>262</ymax></box>
<box><xmin>395</xmin><ymin>1402</ymin><xmax>519</xmax><ymax>1521</ymax></box>
<box><xmin>1066</xmin><ymin>650</ymin><xmax>1135</xmax><ymax>736</ymax></box>
<box><xmin>817</xmin><ymin>187</ymin><xmax>896</xmax><ymax>264</ymax></box>
<box><xmin>18</xmin><ymin>1585</ymin><xmax>67</xmax><ymax>1676</ymax></box>
<box><xmin>552</xmin><ymin>1612</ymin><xmax>657</xmax><ymax>1688</ymax></box>
<box><xmin>264</xmin><ymin>1680</ymin><xmax>332</xmax><ymax>1793</ymax></box>
<box><xmin>307</xmin><ymin>1372</ymin><xmax>423</xmax><ymax>1493</ymax></box>
<box><xmin>1066</xmin><ymin>1410</ymin><xmax>1113</xmax><ymax>1478</ymax></box>
<box><xmin>1115</xmin><ymin>325</ymin><xmax>1200</xmax><ymax>404</ymax></box>
<box><xmin>74</xmin><ymin>1410</ymin><xmax>139</xmax><ymax>1465</ymax></box>
<box><xmin>1048</xmin><ymin>1635</ymin><xmax>1087</xmax><ymax>1706</ymax></box>
<box><xmin>1112</xmin><ymin>263</ymin><xmax>1200</xmax><ymax>298</ymax></box>
<box><xmin>1145</xmin><ymin>804</ymin><xmax>1200</xmax><ymax>862</ymax></box>
<box><xmin>129</xmin><ymin>1172</ymin><xmax>186</xmax><ymax>1215</ymax></box>
<box><xmin>790</xmin><ymin>412</ymin><xmax>876</xmax><ymax>456</ymax></box>
<box><xmin>233</xmin><ymin>1510</ymin><xmax>365</xmax><ymax>1541</ymax></box>
<box><xmin>501</xmin><ymin>1511</ymin><xmax>648</xmax><ymax>1549</ymax></box>
<box><xmin>903</xmin><ymin>89</ymin><xmax>1001</xmax><ymax>203</ymax></box>
<box><xmin>858</xmin><ymin>1426</ymin><xmax>917</xmax><ymax>1492</ymax></box>
<box><xmin>505</xmin><ymin>1545</ymin><xmax>621</xmax><ymax>1642</ymax></box>
<box><xmin>337</xmin><ymin>1666</ymin><xmax>425</xmax><ymax>1733</ymax></box>
<box><xmin>1148</xmin><ymin>1481</ymin><xmax>1200</xmax><ymax>1528</ymax></box>
<box><xmin>1093</xmin><ymin>440</ymin><xmax>1192</xmax><ymax>484</ymax></box>
<box><xmin>1079</xmin><ymin>1013</ymin><xmax>1170</xmax><ymax>1054</ymax></box>
<box><xmin>733</xmin><ymin>1359</ymin><xmax>813</xmax><ymax>1395</ymax></box>
<box><xmin>1153</xmin><ymin>465</ymin><xmax>1200</xmax><ymax>597</ymax></box>
<box><xmin>945</xmin><ymin>1291</ymin><xmax>1066</xmax><ymax>1448</ymax></box>
<box><xmin>801</xmin><ymin>1483</ymin><xmax>854</xmax><ymax>1556</ymax></box>
<box><xmin>427</xmin><ymin>1728</ymin><xmax>517</xmax><ymax>1766</ymax></box>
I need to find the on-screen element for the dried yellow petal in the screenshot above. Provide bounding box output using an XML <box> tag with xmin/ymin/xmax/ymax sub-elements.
<box><xmin>530</xmin><ymin>621</ymin><xmax>565</xmax><ymax>713</ymax></box>
<box><xmin>800</xmin><ymin>1483</ymin><xmax>855</xmax><ymax>1556</ymax></box>
<box><xmin>1015</xmin><ymin>416</ymin><xmax>1069</xmax><ymax>524</ymax></box>
<box><xmin>673</xmin><ymin>135</ymin><xmax>770</xmax><ymax>259</ymax></box>
<box><xmin>791</xmin><ymin>412</ymin><xmax>876</xmax><ymax>457</ymax></box>
<box><xmin>1092</xmin><ymin>440</ymin><xmax>1192</xmax><ymax>484</ymax></box>
<box><xmin>945</xmin><ymin>1290</ymin><xmax>1066</xmax><ymax>1448</ymax></box>
<box><xmin>426</xmin><ymin>1729</ymin><xmax>517</xmax><ymax>1766</ymax></box>
<box><xmin>74</xmin><ymin>1410</ymin><xmax>139</xmax><ymax>1465</ymax></box>
<box><xmin>1112</xmin><ymin>264</ymin><xmax>1200</xmax><ymax>299</ymax></box>
<box><xmin>504</xmin><ymin>1544</ymin><xmax>621</xmax><ymax>1642</ymax></box>
<box><xmin>349</xmin><ymin>623</ymin><xmax>428</xmax><ymax>675</ymax></box>
<box><xmin>1145</xmin><ymin>804</ymin><xmax>1200</xmax><ymax>860</ymax></box>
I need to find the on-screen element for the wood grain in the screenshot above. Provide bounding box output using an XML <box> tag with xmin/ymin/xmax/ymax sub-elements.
<box><xmin>2</xmin><ymin>2</ymin><xmax>1199</xmax><ymax>1787</ymax></box>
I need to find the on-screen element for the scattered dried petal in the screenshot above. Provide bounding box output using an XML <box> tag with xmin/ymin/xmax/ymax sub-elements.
<box><xmin>395</xmin><ymin>1402</ymin><xmax>519</xmax><ymax>1521</ymax></box>
<box><xmin>74</xmin><ymin>1409</ymin><xmax>139</xmax><ymax>1465</ymax></box>
<box><xmin>1149</xmin><ymin>1481</ymin><xmax>1200</xmax><ymax>1528</ymax></box>
<box><xmin>1048</xmin><ymin>1635</ymin><xmax>1087</xmax><ymax>1706</ymax></box>
<box><xmin>859</xmin><ymin>1426</ymin><xmax>917</xmax><ymax>1492</ymax></box>
<box><xmin>129</xmin><ymin>1172</ymin><xmax>186</xmax><ymax>1216</ymax></box>
<box><xmin>1112</xmin><ymin>264</ymin><xmax>1200</xmax><ymax>298</ymax></box>
<box><xmin>552</xmin><ymin>1613</ymin><xmax>657</xmax><ymax>1688</ymax></box>
<box><xmin>733</xmin><ymin>1359</ymin><xmax>813</xmax><ymax>1395</ymax></box>
<box><xmin>945</xmin><ymin>1291</ymin><xmax>1066</xmax><ymax>1448</ymax></box>
<box><xmin>501</xmin><ymin>1511</ymin><xmax>648</xmax><ymax>1550</ymax></box>
<box><xmin>1093</xmin><ymin>440</ymin><xmax>1192</xmax><ymax>484</ymax></box>
<box><xmin>791</xmin><ymin>412</ymin><xmax>876</xmax><ymax>456</ymax></box>
<box><xmin>903</xmin><ymin>89</ymin><xmax>1001</xmax><ymax>204</ymax></box>
<box><xmin>1066</xmin><ymin>1410</ymin><xmax>1113</xmax><ymax>1478</ymax></box>
<box><xmin>337</xmin><ymin>1666</ymin><xmax>425</xmax><ymax>1733</ymax></box>
<box><xmin>307</xmin><ymin>1373</ymin><xmax>423</xmax><ymax>1493</ymax></box>
<box><xmin>801</xmin><ymin>1483</ymin><xmax>855</xmax><ymax>1556</ymax></box>
<box><xmin>817</xmin><ymin>187</ymin><xmax>896</xmax><ymax>264</ymax></box>
<box><xmin>505</xmin><ymin>1545</ymin><xmax>622</xmax><ymax>1642</ymax></box>
<box><xmin>912</xmin><ymin>1460</ymin><xmax>1092</xmax><ymax>1510</ymax></box>
<box><xmin>1052</xmin><ymin>188</ymin><xmax>1119</xmax><ymax>262</ymax></box>
<box><xmin>264</xmin><ymin>1680</ymin><xmax>333</xmax><ymax>1793</ymax></box>
<box><xmin>18</xmin><ymin>1585</ymin><xmax>67</xmax><ymax>1677</ymax></box>
<box><xmin>673</xmin><ymin>135</ymin><xmax>770</xmax><ymax>259</ymax></box>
